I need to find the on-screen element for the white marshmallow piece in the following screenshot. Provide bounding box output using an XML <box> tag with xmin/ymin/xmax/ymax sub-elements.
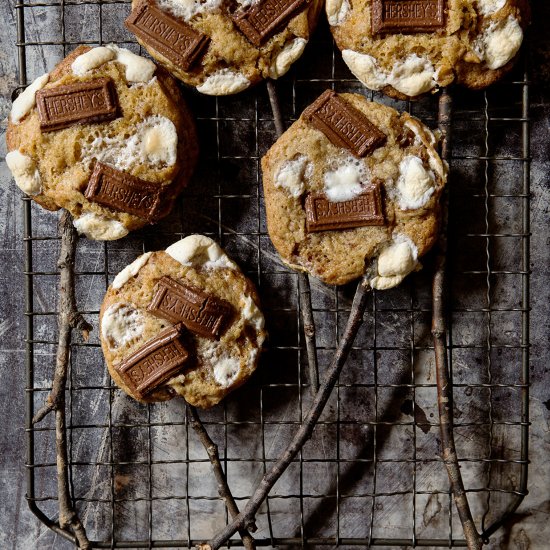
<box><xmin>101</xmin><ymin>303</ymin><xmax>145</xmax><ymax>349</ymax></box>
<box><xmin>112</xmin><ymin>252</ymin><xmax>153</xmax><ymax>289</ymax></box>
<box><xmin>241</xmin><ymin>295</ymin><xmax>265</xmax><ymax>331</ymax></box>
<box><xmin>326</xmin><ymin>0</ymin><xmax>350</xmax><ymax>26</ymax></box>
<box><xmin>156</xmin><ymin>0</ymin><xmax>223</xmax><ymax>21</ymax></box>
<box><xmin>275</xmin><ymin>155</ymin><xmax>311</xmax><ymax>198</ymax></box>
<box><xmin>5</xmin><ymin>151</ymin><xmax>42</xmax><ymax>195</ymax></box>
<box><xmin>477</xmin><ymin>0</ymin><xmax>506</xmax><ymax>16</ymax></box>
<box><xmin>342</xmin><ymin>50</ymin><xmax>386</xmax><ymax>91</ymax></box>
<box><xmin>213</xmin><ymin>355</ymin><xmax>242</xmax><ymax>388</ymax></box>
<box><xmin>324</xmin><ymin>158</ymin><xmax>369</xmax><ymax>202</ymax></box>
<box><xmin>395</xmin><ymin>156</ymin><xmax>435</xmax><ymax>210</ymax></box>
<box><xmin>166</xmin><ymin>234</ymin><xmax>237</xmax><ymax>270</ymax></box>
<box><xmin>388</xmin><ymin>54</ymin><xmax>437</xmax><ymax>97</ymax></box>
<box><xmin>370</xmin><ymin>236</ymin><xmax>419</xmax><ymax>290</ymax></box>
<box><xmin>478</xmin><ymin>16</ymin><xmax>523</xmax><ymax>70</ymax></box>
<box><xmin>71</xmin><ymin>47</ymin><xmax>116</xmax><ymax>76</ymax></box>
<box><xmin>196</xmin><ymin>70</ymin><xmax>250</xmax><ymax>96</ymax></box>
<box><xmin>269</xmin><ymin>38</ymin><xmax>307</xmax><ymax>79</ymax></box>
<box><xmin>10</xmin><ymin>73</ymin><xmax>50</xmax><ymax>124</ymax></box>
<box><xmin>73</xmin><ymin>213</ymin><xmax>129</xmax><ymax>241</ymax></box>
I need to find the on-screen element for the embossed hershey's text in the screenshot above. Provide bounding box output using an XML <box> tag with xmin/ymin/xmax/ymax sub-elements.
<box><xmin>372</xmin><ymin>0</ymin><xmax>446</xmax><ymax>34</ymax></box>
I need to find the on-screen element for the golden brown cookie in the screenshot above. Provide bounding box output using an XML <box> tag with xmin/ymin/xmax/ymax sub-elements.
<box><xmin>100</xmin><ymin>235</ymin><xmax>266</xmax><ymax>408</ymax></box>
<box><xmin>6</xmin><ymin>45</ymin><xmax>198</xmax><ymax>240</ymax></box>
<box><xmin>328</xmin><ymin>0</ymin><xmax>530</xmax><ymax>100</ymax></box>
<box><xmin>262</xmin><ymin>90</ymin><xmax>447</xmax><ymax>287</ymax></box>
<box><xmin>126</xmin><ymin>0</ymin><xmax>323</xmax><ymax>95</ymax></box>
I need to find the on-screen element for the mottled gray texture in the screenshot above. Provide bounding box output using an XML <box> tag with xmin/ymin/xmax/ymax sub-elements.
<box><xmin>0</xmin><ymin>1</ymin><xmax>548</xmax><ymax>549</ymax></box>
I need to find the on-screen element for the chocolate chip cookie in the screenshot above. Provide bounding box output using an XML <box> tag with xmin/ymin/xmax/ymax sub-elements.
<box><xmin>6</xmin><ymin>45</ymin><xmax>198</xmax><ymax>240</ymax></box>
<box><xmin>100</xmin><ymin>235</ymin><xmax>266</xmax><ymax>408</ymax></box>
<box><xmin>328</xmin><ymin>0</ymin><xmax>530</xmax><ymax>99</ymax></box>
<box><xmin>262</xmin><ymin>90</ymin><xmax>447</xmax><ymax>286</ymax></box>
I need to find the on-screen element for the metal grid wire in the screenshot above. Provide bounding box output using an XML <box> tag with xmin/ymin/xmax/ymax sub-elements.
<box><xmin>17</xmin><ymin>0</ymin><xmax>530</xmax><ymax>547</ymax></box>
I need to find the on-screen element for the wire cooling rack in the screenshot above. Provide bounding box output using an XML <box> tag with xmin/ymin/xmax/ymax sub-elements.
<box><xmin>17</xmin><ymin>1</ymin><xmax>530</xmax><ymax>547</ymax></box>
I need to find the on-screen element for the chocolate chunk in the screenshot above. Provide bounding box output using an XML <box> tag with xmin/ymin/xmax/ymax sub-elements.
<box><xmin>303</xmin><ymin>90</ymin><xmax>387</xmax><ymax>157</ymax></box>
<box><xmin>148</xmin><ymin>276</ymin><xmax>233</xmax><ymax>340</ymax></box>
<box><xmin>231</xmin><ymin>0</ymin><xmax>309</xmax><ymax>47</ymax></box>
<box><xmin>371</xmin><ymin>0</ymin><xmax>446</xmax><ymax>34</ymax></box>
<box><xmin>115</xmin><ymin>324</ymin><xmax>189</xmax><ymax>400</ymax></box>
<box><xmin>36</xmin><ymin>77</ymin><xmax>118</xmax><ymax>132</ymax></box>
<box><xmin>125</xmin><ymin>0</ymin><xmax>210</xmax><ymax>71</ymax></box>
<box><xmin>85</xmin><ymin>162</ymin><xmax>165</xmax><ymax>222</ymax></box>
<box><xmin>305</xmin><ymin>185</ymin><xmax>385</xmax><ymax>233</ymax></box>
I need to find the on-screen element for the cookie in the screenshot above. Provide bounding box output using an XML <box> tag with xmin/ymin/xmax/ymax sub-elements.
<box><xmin>327</xmin><ymin>0</ymin><xmax>530</xmax><ymax>100</ymax></box>
<box><xmin>125</xmin><ymin>0</ymin><xmax>323</xmax><ymax>95</ymax></box>
<box><xmin>100</xmin><ymin>235</ymin><xmax>266</xmax><ymax>408</ymax></box>
<box><xmin>262</xmin><ymin>90</ymin><xmax>447</xmax><ymax>287</ymax></box>
<box><xmin>6</xmin><ymin>45</ymin><xmax>198</xmax><ymax>240</ymax></box>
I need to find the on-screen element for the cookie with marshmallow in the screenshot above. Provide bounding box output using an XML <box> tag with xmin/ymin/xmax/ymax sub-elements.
<box><xmin>262</xmin><ymin>91</ymin><xmax>447</xmax><ymax>287</ymax></box>
<box><xmin>328</xmin><ymin>0</ymin><xmax>530</xmax><ymax>100</ymax></box>
<box><xmin>100</xmin><ymin>235</ymin><xmax>266</xmax><ymax>408</ymax></box>
<box><xmin>6</xmin><ymin>45</ymin><xmax>198</xmax><ymax>240</ymax></box>
<box><xmin>126</xmin><ymin>0</ymin><xmax>323</xmax><ymax>95</ymax></box>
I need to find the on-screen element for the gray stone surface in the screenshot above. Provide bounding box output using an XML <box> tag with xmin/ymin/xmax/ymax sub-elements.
<box><xmin>0</xmin><ymin>1</ymin><xmax>548</xmax><ymax>549</ymax></box>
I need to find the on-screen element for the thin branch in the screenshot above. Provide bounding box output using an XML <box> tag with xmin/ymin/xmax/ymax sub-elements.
<box><xmin>433</xmin><ymin>90</ymin><xmax>483</xmax><ymax>550</ymax></box>
<box><xmin>202</xmin><ymin>277</ymin><xmax>371</xmax><ymax>550</ymax></box>
<box><xmin>266</xmin><ymin>78</ymin><xmax>319</xmax><ymax>394</ymax></box>
<box><xmin>186</xmin><ymin>403</ymin><xmax>257</xmax><ymax>550</ymax></box>
<box><xmin>37</xmin><ymin>211</ymin><xmax>91</xmax><ymax>549</ymax></box>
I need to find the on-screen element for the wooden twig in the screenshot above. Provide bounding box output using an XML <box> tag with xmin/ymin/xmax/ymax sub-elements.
<box><xmin>266</xmin><ymin>79</ymin><xmax>319</xmax><ymax>394</ymax></box>
<box><xmin>433</xmin><ymin>90</ymin><xmax>483</xmax><ymax>550</ymax></box>
<box><xmin>201</xmin><ymin>277</ymin><xmax>371</xmax><ymax>550</ymax></box>
<box><xmin>34</xmin><ymin>211</ymin><xmax>92</xmax><ymax>549</ymax></box>
<box><xmin>186</xmin><ymin>403</ymin><xmax>257</xmax><ymax>550</ymax></box>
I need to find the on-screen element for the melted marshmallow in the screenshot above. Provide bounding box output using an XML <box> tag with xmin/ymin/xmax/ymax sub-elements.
<box><xmin>395</xmin><ymin>156</ymin><xmax>435</xmax><ymax>210</ymax></box>
<box><xmin>166</xmin><ymin>235</ymin><xmax>237</xmax><ymax>270</ymax></box>
<box><xmin>156</xmin><ymin>0</ymin><xmax>222</xmax><ymax>21</ymax></box>
<box><xmin>73</xmin><ymin>213</ymin><xmax>129</xmax><ymax>241</ymax></box>
<box><xmin>101</xmin><ymin>303</ymin><xmax>145</xmax><ymax>349</ymax></box>
<box><xmin>370</xmin><ymin>235</ymin><xmax>419</xmax><ymax>290</ymax></box>
<box><xmin>275</xmin><ymin>155</ymin><xmax>311</xmax><ymax>198</ymax></box>
<box><xmin>342</xmin><ymin>51</ymin><xmax>436</xmax><ymax>97</ymax></box>
<box><xmin>269</xmin><ymin>38</ymin><xmax>307</xmax><ymax>79</ymax></box>
<box><xmin>342</xmin><ymin>50</ymin><xmax>387</xmax><ymax>91</ymax></box>
<box><xmin>10</xmin><ymin>73</ymin><xmax>50</xmax><ymax>124</ymax></box>
<box><xmin>112</xmin><ymin>252</ymin><xmax>153</xmax><ymax>289</ymax></box>
<box><xmin>475</xmin><ymin>16</ymin><xmax>523</xmax><ymax>70</ymax></box>
<box><xmin>80</xmin><ymin>115</ymin><xmax>178</xmax><ymax>170</ymax></box>
<box><xmin>196</xmin><ymin>70</ymin><xmax>250</xmax><ymax>95</ymax></box>
<box><xmin>5</xmin><ymin>151</ymin><xmax>42</xmax><ymax>195</ymax></box>
<box><xmin>242</xmin><ymin>295</ymin><xmax>265</xmax><ymax>331</ymax></box>
<box><xmin>324</xmin><ymin>158</ymin><xmax>369</xmax><ymax>202</ymax></box>
<box><xmin>71</xmin><ymin>45</ymin><xmax>156</xmax><ymax>83</ymax></box>
<box><xmin>213</xmin><ymin>355</ymin><xmax>242</xmax><ymax>388</ymax></box>
<box><xmin>389</xmin><ymin>55</ymin><xmax>437</xmax><ymax>97</ymax></box>
<box><xmin>477</xmin><ymin>0</ymin><xmax>506</xmax><ymax>16</ymax></box>
<box><xmin>326</xmin><ymin>0</ymin><xmax>350</xmax><ymax>25</ymax></box>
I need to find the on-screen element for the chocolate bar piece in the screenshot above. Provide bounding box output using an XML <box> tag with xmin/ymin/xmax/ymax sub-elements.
<box><xmin>231</xmin><ymin>0</ymin><xmax>309</xmax><ymax>47</ymax></box>
<box><xmin>115</xmin><ymin>324</ymin><xmax>188</xmax><ymax>399</ymax></box>
<box><xmin>36</xmin><ymin>77</ymin><xmax>118</xmax><ymax>132</ymax></box>
<box><xmin>305</xmin><ymin>185</ymin><xmax>385</xmax><ymax>233</ymax></box>
<box><xmin>303</xmin><ymin>90</ymin><xmax>387</xmax><ymax>158</ymax></box>
<box><xmin>125</xmin><ymin>0</ymin><xmax>210</xmax><ymax>71</ymax></box>
<box><xmin>371</xmin><ymin>0</ymin><xmax>446</xmax><ymax>34</ymax></box>
<box><xmin>85</xmin><ymin>162</ymin><xmax>165</xmax><ymax>222</ymax></box>
<box><xmin>148</xmin><ymin>276</ymin><xmax>233</xmax><ymax>340</ymax></box>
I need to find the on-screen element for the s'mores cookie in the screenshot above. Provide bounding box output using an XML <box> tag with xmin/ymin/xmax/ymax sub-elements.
<box><xmin>262</xmin><ymin>90</ymin><xmax>447</xmax><ymax>286</ymax></box>
<box><xmin>328</xmin><ymin>0</ymin><xmax>530</xmax><ymax>99</ymax></box>
<box><xmin>125</xmin><ymin>0</ymin><xmax>323</xmax><ymax>95</ymax></box>
<box><xmin>6</xmin><ymin>45</ymin><xmax>198</xmax><ymax>240</ymax></box>
<box><xmin>100</xmin><ymin>235</ymin><xmax>266</xmax><ymax>408</ymax></box>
